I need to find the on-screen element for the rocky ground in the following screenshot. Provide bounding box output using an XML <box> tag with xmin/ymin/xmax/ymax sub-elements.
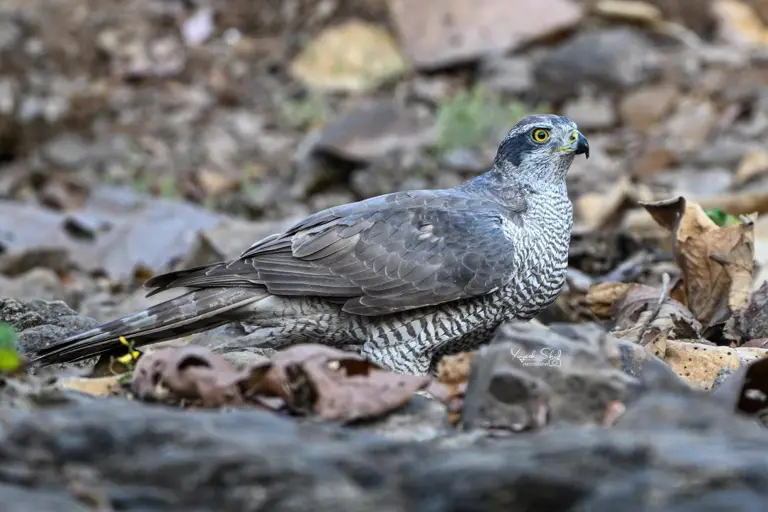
<box><xmin>3</xmin><ymin>0</ymin><xmax>768</xmax><ymax>510</ymax></box>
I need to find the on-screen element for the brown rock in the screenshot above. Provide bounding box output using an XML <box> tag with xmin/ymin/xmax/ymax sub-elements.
<box><xmin>713</xmin><ymin>0</ymin><xmax>768</xmax><ymax>47</ymax></box>
<box><xmin>289</xmin><ymin>19</ymin><xmax>409</xmax><ymax>92</ymax></box>
<box><xmin>643</xmin><ymin>0</ymin><xmax>717</xmax><ymax>35</ymax></box>
<box><xmin>620</xmin><ymin>84</ymin><xmax>680</xmax><ymax>133</ymax></box>
<box><xmin>387</xmin><ymin>0</ymin><xmax>582</xmax><ymax>71</ymax></box>
<box><xmin>631</xmin><ymin>144</ymin><xmax>676</xmax><ymax>177</ymax></box>
<box><xmin>592</xmin><ymin>0</ymin><xmax>663</xmax><ymax>23</ymax></box>
<box><xmin>736</xmin><ymin>150</ymin><xmax>768</xmax><ymax>184</ymax></box>
<box><xmin>749</xmin><ymin>0</ymin><xmax>768</xmax><ymax>25</ymax></box>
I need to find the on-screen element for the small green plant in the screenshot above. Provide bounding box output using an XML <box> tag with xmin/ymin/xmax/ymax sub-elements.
<box><xmin>158</xmin><ymin>174</ymin><xmax>179</xmax><ymax>198</ymax></box>
<box><xmin>131</xmin><ymin>175</ymin><xmax>152</xmax><ymax>195</ymax></box>
<box><xmin>435</xmin><ymin>86</ymin><xmax>535</xmax><ymax>154</ymax></box>
<box><xmin>437</xmin><ymin>85</ymin><xmax>525</xmax><ymax>152</ymax></box>
<box><xmin>705</xmin><ymin>207</ymin><xmax>740</xmax><ymax>227</ymax></box>
<box><xmin>0</xmin><ymin>322</ymin><xmax>21</xmax><ymax>373</ymax></box>
<box><xmin>277</xmin><ymin>91</ymin><xmax>330</xmax><ymax>130</ymax></box>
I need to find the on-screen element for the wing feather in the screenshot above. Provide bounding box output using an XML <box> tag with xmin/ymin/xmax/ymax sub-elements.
<box><xmin>144</xmin><ymin>188</ymin><xmax>527</xmax><ymax>316</ymax></box>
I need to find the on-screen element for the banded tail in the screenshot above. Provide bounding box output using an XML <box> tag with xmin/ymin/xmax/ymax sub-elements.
<box><xmin>32</xmin><ymin>287</ymin><xmax>266</xmax><ymax>366</ymax></box>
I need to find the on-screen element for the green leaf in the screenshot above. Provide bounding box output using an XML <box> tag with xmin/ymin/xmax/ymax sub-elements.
<box><xmin>0</xmin><ymin>323</ymin><xmax>21</xmax><ymax>373</ymax></box>
<box><xmin>0</xmin><ymin>322</ymin><xmax>16</xmax><ymax>351</ymax></box>
<box><xmin>0</xmin><ymin>349</ymin><xmax>20</xmax><ymax>373</ymax></box>
<box><xmin>705</xmin><ymin>207</ymin><xmax>740</xmax><ymax>227</ymax></box>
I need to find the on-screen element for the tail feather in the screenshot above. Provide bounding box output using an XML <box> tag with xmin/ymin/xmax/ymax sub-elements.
<box><xmin>32</xmin><ymin>288</ymin><xmax>267</xmax><ymax>366</ymax></box>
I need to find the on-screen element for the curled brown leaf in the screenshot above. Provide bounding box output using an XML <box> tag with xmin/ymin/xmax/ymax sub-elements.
<box><xmin>590</xmin><ymin>281</ymin><xmax>701</xmax><ymax>346</ymax></box>
<box><xmin>131</xmin><ymin>346</ymin><xmax>245</xmax><ymax>407</ymax></box>
<box><xmin>640</xmin><ymin>197</ymin><xmax>755</xmax><ymax>331</ymax></box>
<box><xmin>243</xmin><ymin>344</ymin><xmax>431</xmax><ymax>423</ymax></box>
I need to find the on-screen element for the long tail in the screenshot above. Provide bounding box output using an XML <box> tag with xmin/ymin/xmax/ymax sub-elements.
<box><xmin>32</xmin><ymin>288</ymin><xmax>267</xmax><ymax>366</ymax></box>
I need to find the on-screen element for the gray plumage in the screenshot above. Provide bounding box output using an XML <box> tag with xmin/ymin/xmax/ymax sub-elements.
<box><xmin>33</xmin><ymin>114</ymin><xmax>589</xmax><ymax>375</ymax></box>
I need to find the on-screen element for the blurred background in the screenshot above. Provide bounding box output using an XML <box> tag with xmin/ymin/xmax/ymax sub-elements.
<box><xmin>1</xmin><ymin>0</ymin><xmax>768</xmax><ymax>325</ymax></box>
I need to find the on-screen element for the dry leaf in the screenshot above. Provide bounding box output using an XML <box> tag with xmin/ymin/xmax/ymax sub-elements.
<box><xmin>131</xmin><ymin>346</ymin><xmax>245</xmax><ymax>407</ymax></box>
<box><xmin>575</xmin><ymin>177</ymin><xmax>633</xmax><ymax>231</ymax></box>
<box><xmin>735</xmin><ymin>150</ymin><xmax>768</xmax><ymax>184</ymax></box>
<box><xmin>58</xmin><ymin>375</ymin><xmax>122</xmax><ymax>397</ymax></box>
<box><xmin>196</xmin><ymin>169</ymin><xmax>239</xmax><ymax>197</ymax></box>
<box><xmin>244</xmin><ymin>344</ymin><xmax>431</xmax><ymax>423</ymax></box>
<box><xmin>586</xmin><ymin>282</ymin><xmax>635</xmax><ymax>318</ymax></box>
<box><xmin>246</xmin><ymin>344</ymin><xmax>370</xmax><ymax>402</ymax></box>
<box><xmin>656</xmin><ymin>339</ymin><xmax>768</xmax><ymax>390</ymax></box>
<box><xmin>640</xmin><ymin>197</ymin><xmax>755</xmax><ymax>330</ymax></box>
<box><xmin>601</xmin><ymin>283</ymin><xmax>701</xmax><ymax>345</ymax></box>
<box><xmin>696</xmin><ymin>191</ymin><xmax>768</xmax><ymax>217</ymax></box>
<box><xmin>291</xmin><ymin>359</ymin><xmax>431</xmax><ymax>422</ymax></box>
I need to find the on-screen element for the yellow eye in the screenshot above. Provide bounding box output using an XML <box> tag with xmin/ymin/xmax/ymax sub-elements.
<box><xmin>531</xmin><ymin>128</ymin><xmax>550</xmax><ymax>143</ymax></box>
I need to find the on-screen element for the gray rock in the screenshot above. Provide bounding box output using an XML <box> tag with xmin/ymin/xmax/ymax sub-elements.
<box><xmin>0</xmin><ymin>268</ymin><xmax>66</xmax><ymax>302</ymax></box>
<box><xmin>312</xmin><ymin>99</ymin><xmax>435</xmax><ymax>163</ymax></box>
<box><xmin>461</xmin><ymin>321</ymin><xmax>638</xmax><ymax>431</ymax></box>
<box><xmin>180</xmin><ymin>216</ymin><xmax>301</xmax><ymax>269</ymax></box>
<box><xmin>2</xmin><ymin>387</ymin><xmax>768</xmax><ymax>511</ymax></box>
<box><xmin>440</xmin><ymin>148</ymin><xmax>487</xmax><ymax>173</ymax></box>
<box><xmin>0</xmin><ymin>296</ymin><xmax>98</xmax><ymax>366</ymax></box>
<box><xmin>653</xmin><ymin>167</ymin><xmax>733</xmax><ymax>198</ymax></box>
<box><xmin>480</xmin><ymin>56</ymin><xmax>535</xmax><ymax>96</ymax></box>
<box><xmin>535</xmin><ymin>28</ymin><xmax>657</xmax><ymax>101</ymax></box>
<box><xmin>0</xmin><ymin>187</ymin><xmax>223</xmax><ymax>281</ymax></box>
<box><xmin>41</xmin><ymin>133</ymin><xmax>92</xmax><ymax>169</ymax></box>
<box><xmin>688</xmin><ymin>136</ymin><xmax>761</xmax><ymax>169</ymax></box>
<box><xmin>562</xmin><ymin>96</ymin><xmax>617</xmax><ymax>131</ymax></box>
<box><xmin>4</xmin><ymin>299</ymin><xmax>768</xmax><ymax>510</ymax></box>
<box><xmin>0</xmin><ymin>484</ymin><xmax>90</xmax><ymax>512</ymax></box>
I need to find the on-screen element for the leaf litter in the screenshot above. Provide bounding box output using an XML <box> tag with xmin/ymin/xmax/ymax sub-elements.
<box><xmin>56</xmin><ymin>342</ymin><xmax>434</xmax><ymax>424</ymax></box>
<box><xmin>587</xmin><ymin>195</ymin><xmax>768</xmax><ymax>399</ymax></box>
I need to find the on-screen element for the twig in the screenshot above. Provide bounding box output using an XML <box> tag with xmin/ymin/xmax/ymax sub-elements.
<box><xmin>633</xmin><ymin>272</ymin><xmax>671</xmax><ymax>345</ymax></box>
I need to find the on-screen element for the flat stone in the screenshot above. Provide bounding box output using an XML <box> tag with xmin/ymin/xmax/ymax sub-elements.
<box><xmin>1</xmin><ymin>389</ymin><xmax>768</xmax><ymax>511</ymax></box>
<box><xmin>620</xmin><ymin>83</ymin><xmax>680</xmax><ymax>133</ymax></box>
<box><xmin>41</xmin><ymin>134</ymin><xmax>92</xmax><ymax>169</ymax></box>
<box><xmin>313</xmin><ymin>100</ymin><xmax>435</xmax><ymax>163</ymax></box>
<box><xmin>663</xmin><ymin>98</ymin><xmax>719</xmax><ymax>156</ymax></box>
<box><xmin>563</xmin><ymin>95</ymin><xmax>617</xmax><ymax>131</ymax></box>
<box><xmin>480</xmin><ymin>56</ymin><xmax>535</xmax><ymax>96</ymax></box>
<box><xmin>653</xmin><ymin>167</ymin><xmax>734</xmax><ymax>197</ymax></box>
<box><xmin>289</xmin><ymin>19</ymin><xmax>409</xmax><ymax>92</ymax></box>
<box><xmin>0</xmin><ymin>268</ymin><xmax>66</xmax><ymax>303</ymax></box>
<box><xmin>0</xmin><ymin>296</ymin><xmax>99</xmax><ymax>370</ymax></box>
<box><xmin>630</xmin><ymin>143</ymin><xmax>677</xmax><ymax>177</ymax></box>
<box><xmin>462</xmin><ymin>322</ymin><xmax>638</xmax><ymax>430</ymax></box>
<box><xmin>388</xmin><ymin>0</ymin><xmax>582</xmax><ymax>71</ymax></box>
<box><xmin>535</xmin><ymin>28</ymin><xmax>657</xmax><ymax>101</ymax></box>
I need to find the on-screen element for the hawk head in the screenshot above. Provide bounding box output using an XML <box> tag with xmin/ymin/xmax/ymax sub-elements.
<box><xmin>494</xmin><ymin>114</ymin><xmax>589</xmax><ymax>185</ymax></box>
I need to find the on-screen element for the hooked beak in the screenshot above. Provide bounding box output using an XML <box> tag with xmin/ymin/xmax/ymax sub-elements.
<box><xmin>573</xmin><ymin>131</ymin><xmax>589</xmax><ymax>159</ymax></box>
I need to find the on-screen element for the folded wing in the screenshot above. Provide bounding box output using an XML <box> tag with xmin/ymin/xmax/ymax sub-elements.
<box><xmin>144</xmin><ymin>190</ymin><xmax>526</xmax><ymax>316</ymax></box>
